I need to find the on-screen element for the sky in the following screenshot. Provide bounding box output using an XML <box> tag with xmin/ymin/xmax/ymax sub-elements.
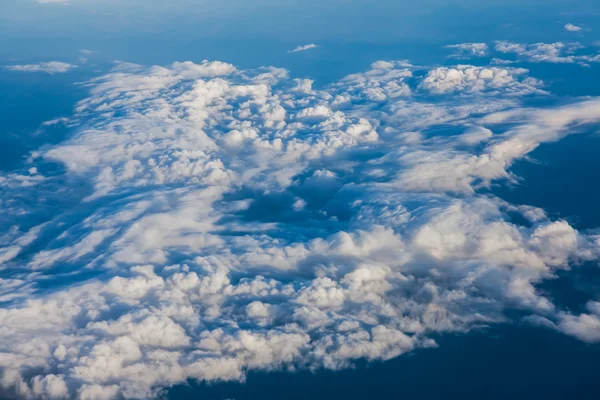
<box><xmin>1</xmin><ymin>1</ymin><xmax>600</xmax><ymax>399</ymax></box>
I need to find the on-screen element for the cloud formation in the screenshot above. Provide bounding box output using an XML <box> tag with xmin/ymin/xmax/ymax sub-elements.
<box><xmin>419</xmin><ymin>65</ymin><xmax>544</xmax><ymax>95</ymax></box>
<box><xmin>289</xmin><ymin>44</ymin><xmax>319</xmax><ymax>53</ymax></box>
<box><xmin>445</xmin><ymin>43</ymin><xmax>489</xmax><ymax>58</ymax></box>
<box><xmin>1</xmin><ymin>58</ymin><xmax>600</xmax><ymax>399</ymax></box>
<box><xmin>564</xmin><ymin>23</ymin><xmax>582</xmax><ymax>32</ymax></box>
<box><xmin>6</xmin><ymin>62</ymin><xmax>77</xmax><ymax>74</ymax></box>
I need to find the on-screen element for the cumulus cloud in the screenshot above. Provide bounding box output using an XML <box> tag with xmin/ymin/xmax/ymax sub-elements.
<box><xmin>289</xmin><ymin>44</ymin><xmax>319</xmax><ymax>53</ymax></box>
<box><xmin>6</xmin><ymin>62</ymin><xmax>77</xmax><ymax>74</ymax></box>
<box><xmin>445</xmin><ymin>43</ymin><xmax>489</xmax><ymax>58</ymax></box>
<box><xmin>564</xmin><ymin>23</ymin><xmax>582</xmax><ymax>32</ymax></box>
<box><xmin>1</xmin><ymin>58</ymin><xmax>600</xmax><ymax>399</ymax></box>
<box><xmin>419</xmin><ymin>65</ymin><xmax>544</xmax><ymax>95</ymax></box>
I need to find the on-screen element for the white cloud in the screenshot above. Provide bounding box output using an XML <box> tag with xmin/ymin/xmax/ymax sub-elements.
<box><xmin>564</xmin><ymin>23</ymin><xmax>582</xmax><ymax>32</ymax></box>
<box><xmin>419</xmin><ymin>65</ymin><xmax>544</xmax><ymax>95</ymax></box>
<box><xmin>557</xmin><ymin>302</ymin><xmax>600</xmax><ymax>342</ymax></box>
<box><xmin>6</xmin><ymin>62</ymin><xmax>77</xmax><ymax>74</ymax></box>
<box><xmin>445</xmin><ymin>43</ymin><xmax>489</xmax><ymax>58</ymax></box>
<box><xmin>289</xmin><ymin>44</ymin><xmax>319</xmax><ymax>53</ymax></box>
<box><xmin>494</xmin><ymin>41</ymin><xmax>599</xmax><ymax>66</ymax></box>
<box><xmin>1</xmin><ymin>58</ymin><xmax>600</xmax><ymax>399</ymax></box>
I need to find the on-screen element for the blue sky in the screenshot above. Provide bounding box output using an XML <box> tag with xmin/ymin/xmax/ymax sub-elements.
<box><xmin>1</xmin><ymin>1</ymin><xmax>600</xmax><ymax>399</ymax></box>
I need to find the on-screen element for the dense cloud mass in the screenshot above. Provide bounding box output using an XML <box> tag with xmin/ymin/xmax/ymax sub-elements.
<box><xmin>1</xmin><ymin>58</ymin><xmax>600</xmax><ymax>399</ymax></box>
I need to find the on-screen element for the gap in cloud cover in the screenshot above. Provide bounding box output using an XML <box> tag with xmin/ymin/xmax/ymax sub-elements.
<box><xmin>0</xmin><ymin>68</ymin><xmax>95</xmax><ymax>172</ymax></box>
<box><xmin>491</xmin><ymin>129</ymin><xmax>600</xmax><ymax>230</ymax></box>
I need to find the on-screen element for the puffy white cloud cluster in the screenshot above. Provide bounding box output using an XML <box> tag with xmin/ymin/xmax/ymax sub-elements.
<box><xmin>6</xmin><ymin>62</ymin><xmax>77</xmax><ymax>74</ymax></box>
<box><xmin>333</xmin><ymin>60</ymin><xmax>413</xmax><ymax>102</ymax></box>
<box><xmin>1</xmin><ymin>59</ymin><xmax>600</xmax><ymax>399</ymax></box>
<box><xmin>419</xmin><ymin>65</ymin><xmax>544</xmax><ymax>95</ymax></box>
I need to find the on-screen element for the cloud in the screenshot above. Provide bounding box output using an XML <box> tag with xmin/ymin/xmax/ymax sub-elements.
<box><xmin>564</xmin><ymin>23</ymin><xmax>582</xmax><ymax>32</ymax></box>
<box><xmin>289</xmin><ymin>44</ymin><xmax>319</xmax><ymax>53</ymax></box>
<box><xmin>557</xmin><ymin>302</ymin><xmax>600</xmax><ymax>342</ymax></box>
<box><xmin>444</xmin><ymin>43</ymin><xmax>489</xmax><ymax>58</ymax></box>
<box><xmin>1</xmin><ymin>58</ymin><xmax>600</xmax><ymax>399</ymax></box>
<box><xmin>6</xmin><ymin>62</ymin><xmax>77</xmax><ymax>74</ymax></box>
<box><xmin>494</xmin><ymin>41</ymin><xmax>599</xmax><ymax>66</ymax></box>
<box><xmin>419</xmin><ymin>65</ymin><xmax>544</xmax><ymax>95</ymax></box>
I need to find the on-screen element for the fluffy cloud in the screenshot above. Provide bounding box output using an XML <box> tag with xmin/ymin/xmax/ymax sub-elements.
<box><xmin>557</xmin><ymin>302</ymin><xmax>600</xmax><ymax>342</ymax></box>
<box><xmin>1</xmin><ymin>58</ymin><xmax>600</xmax><ymax>399</ymax></box>
<box><xmin>289</xmin><ymin>44</ymin><xmax>319</xmax><ymax>53</ymax></box>
<box><xmin>564</xmin><ymin>23</ymin><xmax>582</xmax><ymax>32</ymax></box>
<box><xmin>419</xmin><ymin>65</ymin><xmax>544</xmax><ymax>95</ymax></box>
<box><xmin>6</xmin><ymin>62</ymin><xmax>77</xmax><ymax>74</ymax></box>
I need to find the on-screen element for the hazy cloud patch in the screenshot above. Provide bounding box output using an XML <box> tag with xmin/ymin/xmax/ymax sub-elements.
<box><xmin>6</xmin><ymin>62</ymin><xmax>77</xmax><ymax>74</ymax></box>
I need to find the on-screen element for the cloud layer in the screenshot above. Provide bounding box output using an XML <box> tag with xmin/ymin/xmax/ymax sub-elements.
<box><xmin>1</xmin><ymin>58</ymin><xmax>600</xmax><ymax>399</ymax></box>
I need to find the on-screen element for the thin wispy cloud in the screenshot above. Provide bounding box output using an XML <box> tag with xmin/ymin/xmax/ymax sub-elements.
<box><xmin>289</xmin><ymin>44</ymin><xmax>319</xmax><ymax>53</ymax></box>
<box><xmin>6</xmin><ymin>61</ymin><xmax>77</xmax><ymax>74</ymax></box>
<box><xmin>444</xmin><ymin>43</ymin><xmax>489</xmax><ymax>58</ymax></box>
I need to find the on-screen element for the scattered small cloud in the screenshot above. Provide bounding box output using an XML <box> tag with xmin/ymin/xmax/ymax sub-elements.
<box><xmin>564</xmin><ymin>23</ymin><xmax>582</xmax><ymax>32</ymax></box>
<box><xmin>6</xmin><ymin>61</ymin><xmax>77</xmax><ymax>74</ymax></box>
<box><xmin>490</xmin><ymin>58</ymin><xmax>516</xmax><ymax>65</ymax></box>
<box><xmin>42</xmin><ymin>117</ymin><xmax>70</xmax><ymax>127</ymax></box>
<box><xmin>289</xmin><ymin>44</ymin><xmax>319</xmax><ymax>53</ymax></box>
<box><xmin>444</xmin><ymin>43</ymin><xmax>489</xmax><ymax>58</ymax></box>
